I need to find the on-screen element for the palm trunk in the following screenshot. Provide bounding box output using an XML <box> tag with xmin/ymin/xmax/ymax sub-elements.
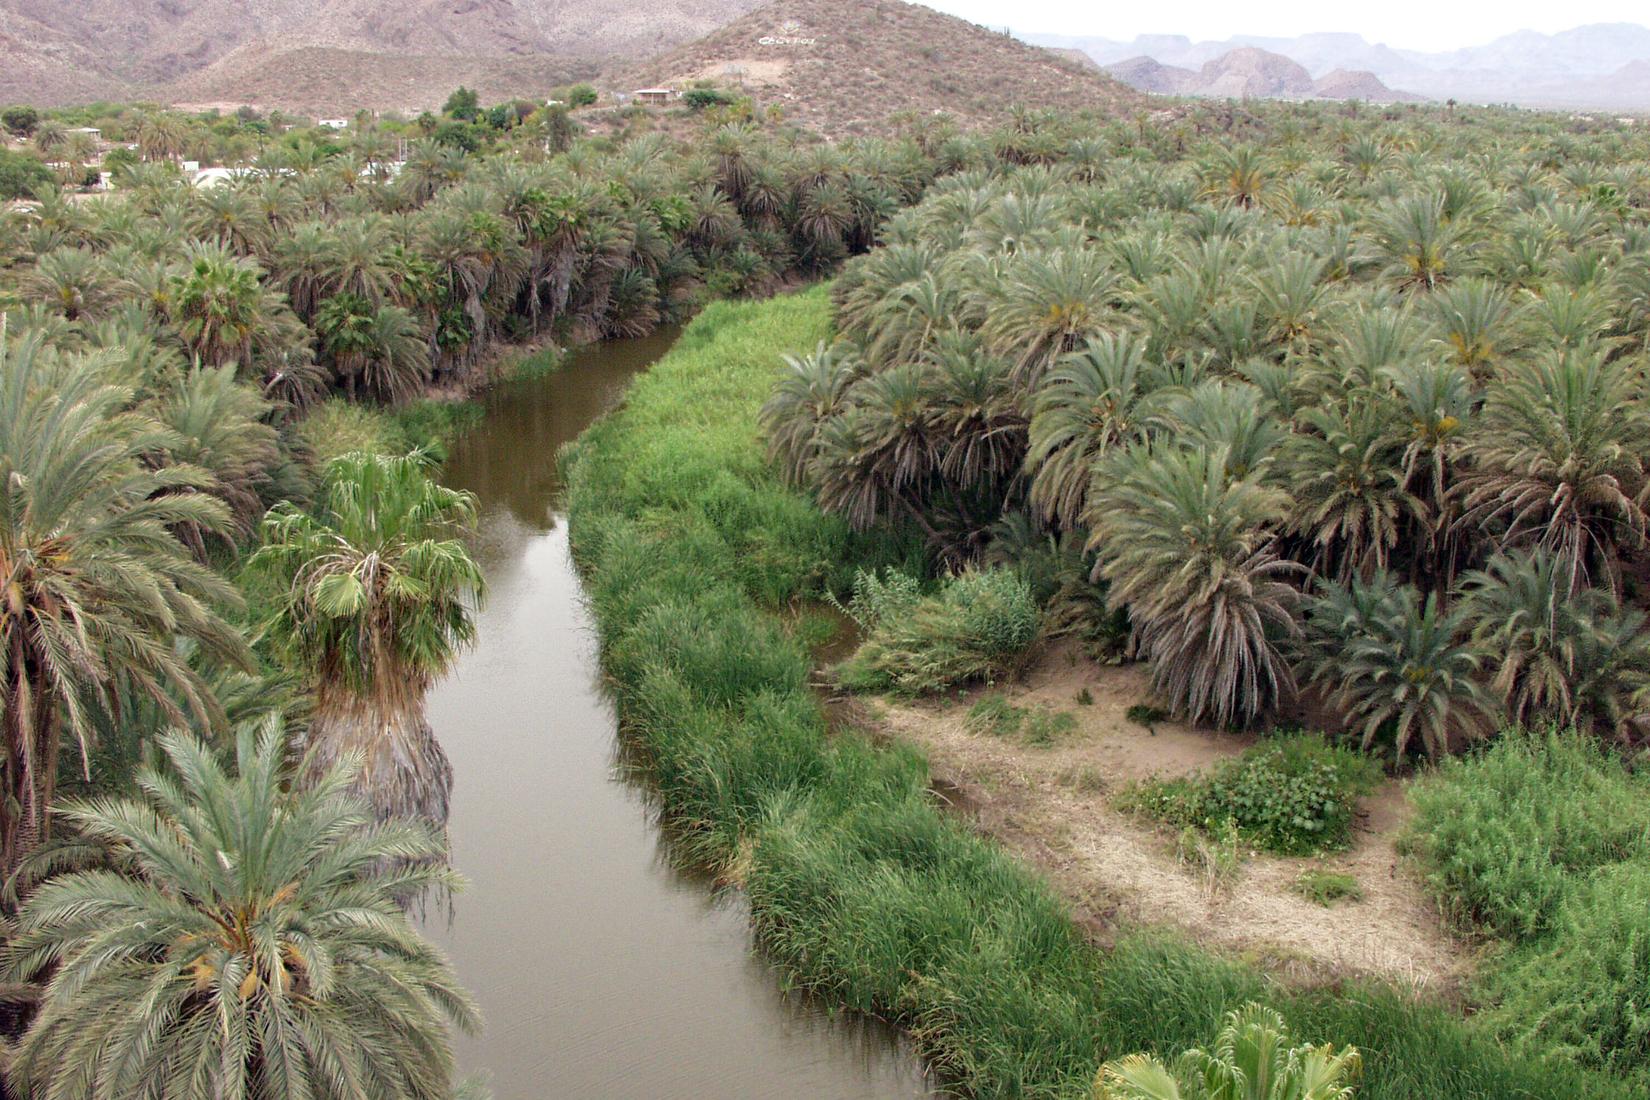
<box><xmin>2</xmin><ymin>658</ymin><xmax>60</xmax><ymax>881</ymax></box>
<box><xmin>301</xmin><ymin>682</ymin><xmax>452</xmax><ymax>831</ymax></box>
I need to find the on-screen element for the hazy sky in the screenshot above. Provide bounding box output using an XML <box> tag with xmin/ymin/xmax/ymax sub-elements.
<box><xmin>919</xmin><ymin>0</ymin><xmax>1648</xmax><ymax>50</ymax></box>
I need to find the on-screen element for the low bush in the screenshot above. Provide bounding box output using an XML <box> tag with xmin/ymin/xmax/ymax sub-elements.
<box><xmin>1407</xmin><ymin>728</ymin><xmax>1650</xmax><ymax>939</ymax></box>
<box><xmin>839</xmin><ymin>567</ymin><xmax>1040</xmax><ymax>693</ymax></box>
<box><xmin>1119</xmin><ymin>735</ymin><xmax>1381</xmax><ymax>856</ymax></box>
<box><xmin>1408</xmin><ymin>729</ymin><xmax>1650</xmax><ymax>1083</ymax></box>
<box><xmin>296</xmin><ymin>396</ymin><xmax>481</xmax><ymax>467</ymax></box>
<box><xmin>1293</xmin><ymin>869</ymin><xmax>1363</xmax><ymax>907</ymax></box>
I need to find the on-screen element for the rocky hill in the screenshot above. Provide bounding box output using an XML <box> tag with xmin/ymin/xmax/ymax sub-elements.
<box><xmin>1196</xmin><ymin>47</ymin><xmax>1313</xmax><ymax>98</ymax></box>
<box><xmin>1032</xmin><ymin>22</ymin><xmax>1650</xmax><ymax>110</ymax></box>
<box><xmin>617</xmin><ymin>0</ymin><xmax>1143</xmax><ymax>137</ymax></box>
<box><xmin>0</xmin><ymin>0</ymin><xmax>764</xmax><ymax>107</ymax></box>
<box><xmin>1105</xmin><ymin>46</ymin><xmax>1417</xmax><ymax>103</ymax></box>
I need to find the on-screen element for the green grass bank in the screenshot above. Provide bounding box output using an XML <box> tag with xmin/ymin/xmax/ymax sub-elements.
<box><xmin>561</xmin><ymin>287</ymin><xmax>1624</xmax><ymax>1099</ymax></box>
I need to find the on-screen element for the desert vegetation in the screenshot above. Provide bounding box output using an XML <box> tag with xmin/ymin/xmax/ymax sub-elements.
<box><xmin>565</xmin><ymin>286</ymin><xmax>1627</xmax><ymax>1098</ymax></box>
<box><xmin>6</xmin><ymin>70</ymin><xmax>1650</xmax><ymax>1097</ymax></box>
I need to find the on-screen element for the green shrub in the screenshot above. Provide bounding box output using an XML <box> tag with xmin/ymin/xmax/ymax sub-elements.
<box><xmin>1407</xmin><ymin>728</ymin><xmax>1650</xmax><ymax>939</ymax></box>
<box><xmin>839</xmin><ymin>568</ymin><xmax>1040</xmax><ymax>694</ymax></box>
<box><xmin>1120</xmin><ymin>734</ymin><xmax>1381</xmax><ymax>856</ymax></box>
<box><xmin>683</xmin><ymin>87</ymin><xmax>737</xmax><ymax>111</ymax></box>
<box><xmin>1293</xmin><ymin>869</ymin><xmax>1363</xmax><ymax>907</ymax></box>
<box><xmin>1486</xmin><ymin>861</ymin><xmax>1650</xmax><ymax>1083</ymax></box>
<box><xmin>829</xmin><ymin>566</ymin><xmax>921</xmax><ymax>630</ymax></box>
<box><xmin>294</xmin><ymin>399</ymin><xmax>407</xmax><ymax>465</ymax></box>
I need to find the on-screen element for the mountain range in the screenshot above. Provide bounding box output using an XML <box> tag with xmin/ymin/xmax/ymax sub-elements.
<box><xmin>1106</xmin><ymin>48</ymin><xmax>1420</xmax><ymax>103</ymax></box>
<box><xmin>1026</xmin><ymin>23</ymin><xmax>1650</xmax><ymax>110</ymax></box>
<box><xmin>0</xmin><ymin>0</ymin><xmax>1143</xmax><ymax>127</ymax></box>
<box><xmin>0</xmin><ymin>0</ymin><xmax>765</xmax><ymax>107</ymax></box>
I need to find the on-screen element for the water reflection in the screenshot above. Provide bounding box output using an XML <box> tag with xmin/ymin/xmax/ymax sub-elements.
<box><xmin>421</xmin><ymin>333</ymin><xmax>931</xmax><ymax>1099</ymax></box>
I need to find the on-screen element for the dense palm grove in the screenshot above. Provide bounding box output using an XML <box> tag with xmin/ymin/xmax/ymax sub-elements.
<box><xmin>766</xmin><ymin>107</ymin><xmax>1650</xmax><ymax>755</ymax></box>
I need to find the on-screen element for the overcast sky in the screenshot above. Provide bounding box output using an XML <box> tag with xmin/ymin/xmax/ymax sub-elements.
<box><xmin>919</xmin><ymin>0</ymin><xmax>1648</xmax><ymax>50</ymax></box>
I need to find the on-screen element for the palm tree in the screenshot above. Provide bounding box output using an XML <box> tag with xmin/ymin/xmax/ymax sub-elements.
<box><xmin>1095</xmin><ymin>1002</ymin><xmax>1360</xmax><ymax>1100</ymax></box>
<box><xmin>1369</xmin><ymin>193</ymin><xmax>1462</xmax><ymax>291</ymax></box>
<box><xmin>0</xmin><ymin>336</ymin><xmax>249</xmax><ymax>875</ymax></box>
<box><xmin>24</xmin><ymin>246</ymin><xmax>121</xmax><ymax>321</ymax></box>
<box><xmin>1025</xmin><ymin>330</ymin><xmax>1158</xmax><ymax>528</ymax></box>
<box><xmin>1283</xmin><ymin>399</ymin><xmax>1424</xmax><ymax>579</ymax></box>
<box><xmin>253</xmin><ymin>451</ymin><xmax>483</xmax><ymax>827</ymax></box>
<box><xmin>152</xmin><ymin>364</ymin><xmax>284</xmax><ymax>546</ymax></box>
<box><xmin>169</xmin><ymin>241</ymin><xmax>268</xmax><ymax>368</ymax></box>
<box><xmin>1460</xmin><ymin>547</ymin><xmax>1650</xmax><ymax>735</ymax></box>
<box><xmin>978</xmin><ymin>247</ymin><xmax>1119</xmax><ymax>387</ymax></box>
<box><xmin>3</xmin><ymin>721</ymin><xmax>481</xmax><ymax>1100</ymax></box>
<box><xmin>760</xmin><ymin>341</ymin><xmax>861</xmax><ymax>486</ymax></box>
<box><xmin>1087</xmin><ymin>444</ymin><xmax>1300</xmax><ymax>728</ymax></box>
<box><xmin>1302</xmin><ymin>572</ymin><xmax>1493</xmax><ymax>758</ymax></box>
<box><xmin>1455</xmin><ymin>346</ymin><xmax>1650</xmax><ymax>593</ymax></box>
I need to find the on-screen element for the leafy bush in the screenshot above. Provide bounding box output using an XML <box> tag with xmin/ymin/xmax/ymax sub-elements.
<box><xmin>839</xmin><ymin>567</ymin><xmax>1040</xmax><ymax>693</ymax></box>
<box><xmin>1485</xmin><ymin>862</ymin><xmax>1650</xmax><ymax>1082</ymax></box>
<box><xmin>0</xmin><ymin>148</ymin><xmax>52</xmax><ymax>200</ymax></box>
<box><xmin>829</xmin><ymin>566</ymin><xmax>921</xmax><ymax>630</ymax></box>
<box><xmin>683</xmin><ymin>87</ymin><xmax>738</xmax><ymax>111</ymax></box>
<box><xmin>1407</xmin><ymin>728</ymin><xmax>1650</xmax><ymax>939</ymax></box>
<box><xmin>1121</xmin><ymin>734</ymin><xmax>1381</xmax><ymax>856</ymax></box>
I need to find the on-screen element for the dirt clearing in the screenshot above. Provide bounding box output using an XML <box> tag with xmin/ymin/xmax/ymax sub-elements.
<box><xmin>859</xmin><ymin>642</ymin><xmax>1474</xmax><ymax>995</ymax></box>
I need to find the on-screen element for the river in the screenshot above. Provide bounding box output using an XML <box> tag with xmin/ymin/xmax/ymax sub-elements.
<box><xmin>421</xmin><ymin>330</ymin><xmax>932</xmax><ymax>1099</ymax></box>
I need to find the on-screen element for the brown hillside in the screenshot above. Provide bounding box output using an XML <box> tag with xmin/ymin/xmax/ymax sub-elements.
<box><xmin>614</xmin><ymin>0</ymin><xmax>1144</xmax><ymax>137</ymax></box>
<box><xmin>0</xmin><ymin>0</ymin><xmax>763</xmax><ymax>106</ymax></box>
<box><xmin>164</xmin><ymin>47</ymin><xmax>600</xmax><ymax>115</ymax></box>
<box><xmin>1197</xmin><ymin>47</ymin><xmax>1314</xmax><ymax>98</ymax></box>
<box><xmin>1312</xmin><ymin>69</ymin><xmax>1424</xmax><ymax>103</ymax></box>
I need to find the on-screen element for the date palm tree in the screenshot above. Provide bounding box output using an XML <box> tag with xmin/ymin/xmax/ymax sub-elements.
<box><xmin>761</xmin><ymin>341</ymin><xmax>861</xmax><ymax>486</ymax></box>
<box><xmin>253</xmin><ymin>451</ymin><xmax>483</xmax><ymax>827</ymax></box>
<box><xmin>1455</xmin><ymin>346</ymin><xmax>1650</xmax><ymax>593</ymax></box>
<box><xmin>1025</xmin><ymin>330</ymin><xmax>1159</xmax><ymax>528</ymax></box>
<box><xmin>978</xmin><ymin>247</ymin><xmax>1120</xmax><ymax>387</ymax></box>
<box><xmin>3</xmin><ymin>721</ymin><xmax>481</xmax><ymax>1100</ymax></box>
<box><xmin>1087</xmin><ymin>443</ymin><xmax>1300</xmax><ymax>727</ymax></box>
<box><xmin>0</xmin><ymin>335</ymin><xmax>249</xmax><ymax>875</ymax></box>
<box><xmin>1303</xmin><ymin>572</ymin><xmax>1492</xmax><ymax>758</ymax></box>
<box><xmin>1460</xmin><ymin>547</ymin><xmax>1650</xmax><ymax>735</ymax></box>
<box><xmin>1283</xmin><ymin>398</ymin><xmax>1424</xmax><ymax>579</ymax></box>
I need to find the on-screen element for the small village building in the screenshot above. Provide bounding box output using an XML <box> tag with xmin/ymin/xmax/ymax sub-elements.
<box><xmin>632</xmin><ymin>87</ymin><xmax>674</xmax><ymax>106</ymax></box>
<box><xmin>317</xmin><ymin>118</ymin><xmax>350</xmax><ymax>130</ymax></box>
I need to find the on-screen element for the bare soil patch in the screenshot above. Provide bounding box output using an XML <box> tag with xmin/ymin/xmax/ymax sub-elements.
<box><xmin>860</xmin><ymin>641</ymin><xmax>1474</xmax><ymax>995</ymax></box>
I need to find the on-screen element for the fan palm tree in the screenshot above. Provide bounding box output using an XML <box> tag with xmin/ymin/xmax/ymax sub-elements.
<box><xmin>1087</xmin><ymin>444</ymin><xmax>1300</xmax><ymax>728</ymax></box>
<box><xmin>0</xmin><ymin>335</ymin><xmax>249</xmax><ymax>875</ymax></box>
<box><xmin>1095</xmin><ymin>1002</ymin><xmax>1360</xmax><ymax>1100</ymax></box>
<box><xmin>169</xmin><ymin>242</ymin><xmax>268</xmax><ymax>368</ymax></box>
<box><xmin>3</xmin><ymin>721</ymin><xmax>481</xmax><ymax>1100</ymax></box>
<box><xmin>252</xmin><ymin>451</ymin><xmax>483</xmax><ymax>827</ymax></box>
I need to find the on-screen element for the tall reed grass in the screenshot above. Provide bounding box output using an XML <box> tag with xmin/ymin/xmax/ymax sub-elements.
<box><xmin>563</xmin><ymin>288</ymin><xmax>1623</xmax><ymax>1098</ymax></box>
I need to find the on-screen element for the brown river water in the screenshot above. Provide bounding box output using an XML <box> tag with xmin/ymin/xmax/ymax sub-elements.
<box><xmin>420</xmin><ymin>329</ymin><xmax>932</xmax><ymax>1099</ymax></box>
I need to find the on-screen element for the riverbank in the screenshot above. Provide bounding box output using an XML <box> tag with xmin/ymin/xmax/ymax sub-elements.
<box><xmin>561</xmin><ymin>287</ymin><xmax>1624</xmax><ymax>1098</ymax></box>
